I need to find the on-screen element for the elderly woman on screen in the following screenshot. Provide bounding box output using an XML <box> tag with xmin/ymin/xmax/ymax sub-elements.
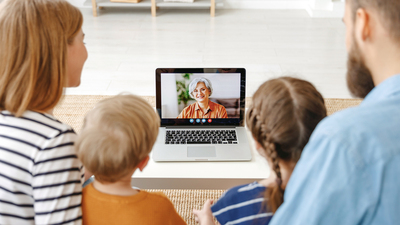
<box><xmin>177</xmin><ymin>78</ymin><xmax>228</xmax><ymax>119</ymax></box>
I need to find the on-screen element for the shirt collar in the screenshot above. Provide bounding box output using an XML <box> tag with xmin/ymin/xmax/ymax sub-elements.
<box><xmin>208</xmin><ymin>101</ymin><xmax>216</xmax><ymax>111</ymax></box>
<box><xmin>194</xmin><ymin>101</ymin><xmax>215</xmax><ymax>112</ymax></box>
<box><xmin>362</xmin><ymin>74</ymin><xmax>400</xmax><ymax>105</ymax></box>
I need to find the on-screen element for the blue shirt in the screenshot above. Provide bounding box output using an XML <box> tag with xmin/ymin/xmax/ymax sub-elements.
<box><xmin>211</xmin><ymin>182</ymin><xmax>272</xmax><ymax>225</ymax></box>
<box><xmin>270</xmin><ymin>74</ymin><xmax>400</xmax><ymax>225</ymax></box>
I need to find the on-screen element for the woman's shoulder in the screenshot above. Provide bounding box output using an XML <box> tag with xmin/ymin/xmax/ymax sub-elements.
<box><xmin>1</xmin><ymin>110</ymin><xmax>75</xmax><ymax>138</ymax></box>
<box><xmin>209</xmin><ymin>101</ymin><xmax>226</xmax><ymax>110</ymax></box>
<box><xmin>181</xmin><ymin>102</ymin><xmax>197</xmax><ymax>111</ymax></box>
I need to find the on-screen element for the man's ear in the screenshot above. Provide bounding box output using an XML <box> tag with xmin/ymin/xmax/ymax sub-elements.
<box><xmin>137</xmin><ymin>155</ymin><xmax>150</xmax><ymax>172</ymax></box>
<box><xmin>354</xmin><ymin>8</ymin><xmax>371</xmax><ymax>44</ymax></box>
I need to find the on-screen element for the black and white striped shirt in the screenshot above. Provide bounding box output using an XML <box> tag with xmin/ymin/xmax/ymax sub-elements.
<box><xmin>0</xmin><ymin>110</ymin><xmax>83</xmax><ymax>225</ymax></box>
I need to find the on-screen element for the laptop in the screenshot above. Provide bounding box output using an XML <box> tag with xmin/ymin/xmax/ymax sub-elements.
<box><xmin>152</xmin><ymin>68</ymin><xmax>252</xmax><ymax>162</ymax></box>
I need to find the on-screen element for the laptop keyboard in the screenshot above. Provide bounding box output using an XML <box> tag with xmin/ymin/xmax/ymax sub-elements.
<box><xmin>165</xmin><ymin>130</ymin><xmax>238</xmax><ymax>144</ymax></box>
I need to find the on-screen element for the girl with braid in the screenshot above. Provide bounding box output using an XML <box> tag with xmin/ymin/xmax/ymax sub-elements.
<box><xmin>193</xmin><ymin>77</ymin><xmax>327</xmax><ymax>225</ymax></box>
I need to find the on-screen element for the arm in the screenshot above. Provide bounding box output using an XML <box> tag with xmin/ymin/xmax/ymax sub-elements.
<box><xmin>32</xmin><ymin>131</ymin><xmax>83</xmax><ymax>225</ymax></box>
<box><xmin>177</xmin><ymin>106</ymin><xmax>187</xmax><ymax>119</ymax></box>
<box><xmin>220</xmin><ymin>106</ymin><xmax>228</xmax><ymax>118</ymax></box>
<box><xmin>193</xmin><ymin>199</ymin><xmax>216</xmax><ymax>225</ymax></box>
<box><xmin>177</xmin><ymin>111</ymin><xmax>184</xmax><ymax>118</ymax></box>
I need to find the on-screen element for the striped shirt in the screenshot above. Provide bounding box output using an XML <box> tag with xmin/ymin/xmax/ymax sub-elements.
<box><xmin>0</xmin><ymin>110</ymin><xmax>84</xmax><ymax>225</ymax></box>
<box><xmin>211</xmin><ymin>182</ymin><xmax>272</xmax><ymax>225</ymax></box>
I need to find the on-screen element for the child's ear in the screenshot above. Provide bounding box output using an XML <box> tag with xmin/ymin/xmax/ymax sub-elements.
<box><xmin>137</xmin><ymin>155</ymin><xmax>150</xmax><ymax>172</ymax></box>
<box><xmin>255</xmin><ymin>141</ymin><xmax>262</xmax><ymax>150</ymax></box>
<box><xmin>254</xmin><ymin>141</ymin><xmax>267</xmax><ymax>158</ymax></box>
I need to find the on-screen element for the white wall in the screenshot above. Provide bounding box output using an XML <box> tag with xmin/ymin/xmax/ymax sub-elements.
<box><xmin>67</xmin><ymin>0</ymin><xmax>86</xmax><ymax>7</ymax></box>
<box><xmin>161</xmin><ymin>75</ymin><xmax>179</xmax><ymax>119</ymax></box>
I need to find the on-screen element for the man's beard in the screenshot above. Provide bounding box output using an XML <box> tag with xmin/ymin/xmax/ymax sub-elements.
<box><xmin>346</xmin><ymin>39</ymin><xmax>375</xmax><ymax>98</ymax></box>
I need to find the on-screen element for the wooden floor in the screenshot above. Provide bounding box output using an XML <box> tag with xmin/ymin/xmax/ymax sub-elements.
<box><xmin>66</xmin><ymin>7</ymin><xmax>351</xmax><ymax>99</ymax></box>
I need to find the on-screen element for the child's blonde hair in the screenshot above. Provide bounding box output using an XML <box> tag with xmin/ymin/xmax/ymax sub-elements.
<box><xmin>246</xmin><ymin>77</ymin><xmax>327</xmax><ymax>213</ymax></box>
<box><xmin>76</xmin><ymin>95</ymin><xmax>160</xmax><ymax>183</ymax></box>
<box><xmin>0</xmin><ymin>0</ymin><xmax>83</xmax><ymax>116</ymax></box>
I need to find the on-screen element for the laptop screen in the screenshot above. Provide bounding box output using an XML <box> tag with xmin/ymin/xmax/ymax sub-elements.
<box><xmin>156</xmin><ymin>68</ymin><xmax>246</xmax><ymax>126</ymax></box>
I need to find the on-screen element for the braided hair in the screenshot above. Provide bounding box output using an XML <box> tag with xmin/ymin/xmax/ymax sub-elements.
<box><xmin>246</xmin><ymin>77</ymin><xmax>327</xmax><ymax>213</ymax></box>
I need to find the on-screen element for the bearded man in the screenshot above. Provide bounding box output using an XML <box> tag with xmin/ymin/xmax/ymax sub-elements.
<box><xmin>269</xmin><ymin>0</ymin><xmax>400</xmax><ymax>224</ymax></box>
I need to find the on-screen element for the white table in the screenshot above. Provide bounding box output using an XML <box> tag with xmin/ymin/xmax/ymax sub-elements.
<box><xmin>131</xmin><ymin>130</ymin><xmax>270</xmax><ymax>189</ymax></box>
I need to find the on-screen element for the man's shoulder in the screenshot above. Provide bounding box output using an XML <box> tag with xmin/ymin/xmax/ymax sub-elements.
<box><xmin>318</xmin><ymin>98</ymin><xmax>400</xmax><ymax>136</ymax></box>
<box><xmin>314</xmin><ymin>105</ymin><xmax>363</xmax><ymax>139</ymax></box>
<box><xmin>311</xmin><ymin>100</ymin><xmax>400</xmax><ymax>165</ymax></box>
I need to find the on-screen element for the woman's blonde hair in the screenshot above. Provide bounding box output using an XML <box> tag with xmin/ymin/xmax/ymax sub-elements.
<box><xmin>76</xmin><ymin>95</ymin><xmax>160</xmax><ymax>183</ymax></box>
<box><xmin>0</xmin><ymin>0</ymin><xmax>83</xmax><ymax>116</ymax></box>
<box><xmin>246</xmin><ymin>77</ymin><xmax>327</xmax><ymax>213</ymax></box>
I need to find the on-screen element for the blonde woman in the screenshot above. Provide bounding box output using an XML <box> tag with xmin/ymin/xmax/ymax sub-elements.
<box><xmin>0</xmin><ymin>0</ymin><xmax>87</xmax><ymax>224</ymax></box>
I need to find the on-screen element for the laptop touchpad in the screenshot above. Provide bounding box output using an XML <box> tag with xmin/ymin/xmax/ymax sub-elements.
<box><xmin>187</xmin><ymin>147</ymin><xmax>216</xmax><ymax>158</ymax></box>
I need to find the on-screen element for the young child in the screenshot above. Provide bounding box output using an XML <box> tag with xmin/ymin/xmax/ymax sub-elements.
<box><xmin>76</xmin><ymin>94</ymin><xmax>186</xmax><ymax>225</ymax></box>
<box><xmin>193</xmin><ymin>77</ymin><xmax>327</xmax><ymax>225</ymax></box>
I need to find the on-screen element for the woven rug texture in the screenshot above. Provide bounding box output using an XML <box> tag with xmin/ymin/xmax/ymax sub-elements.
<box><xmin>53</xmin><ymin>95</ymin><xmax>362</xmax><ymax>224</ymax></box>
<box><xmin>145</xmin><ymin>189</ymin><xmax>225</xmax><ymax>225</ymax></box>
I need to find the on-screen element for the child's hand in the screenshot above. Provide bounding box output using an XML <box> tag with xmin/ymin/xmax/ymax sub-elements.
<box><xmin>193</xmin><ymin>199</ymin><xmax>216</xmax><ymax>225</ymax></box>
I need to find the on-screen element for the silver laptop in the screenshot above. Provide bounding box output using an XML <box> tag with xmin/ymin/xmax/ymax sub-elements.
<box><xmin>152</xmin><ymin>68</ymin><xmax>252</xmax><ymax>162</ymax></box>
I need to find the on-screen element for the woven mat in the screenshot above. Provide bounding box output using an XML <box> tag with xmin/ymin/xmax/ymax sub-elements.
<box><xmin>53</xmin><ymin>95</ymin><xmax>362</xmax><ymax>224</ymax></box>
<box><xmin>145</xmin><ymin>189</ymin><xmax>225</xmax><ymax>225</ymax></box>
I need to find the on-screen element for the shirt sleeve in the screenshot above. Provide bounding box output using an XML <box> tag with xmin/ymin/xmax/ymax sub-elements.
<box><xmin>177</xmin><ymin>111</ymin><xmax>184</xmax><ymax>118</ymax></box>
<box><xmin>177</xmin><ymin>106</ymin><xmax>189</xmax><ymax>119</ymax></box>
<box><xmin>211</xmin><ymin>190</ymin><xmax>232</xmax><ymax>225</ymax></box>
<box><xmin>269</xmin><ymin>127</ymin><xmax>377</xmax><ymax>225</ymax></box>
<box><xmin>32</xmin><ymin>131</ymin><xmax>83</xmax><ymax>225</ymax></box>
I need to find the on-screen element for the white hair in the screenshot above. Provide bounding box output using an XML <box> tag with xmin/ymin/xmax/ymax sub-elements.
<box><xmin>188</xmin><ymin>77</ymin><xmax>213</xmax><ymax>99</ymax></box>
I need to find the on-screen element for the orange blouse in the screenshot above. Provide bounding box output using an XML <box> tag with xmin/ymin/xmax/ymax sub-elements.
<box><xmin>177</xmin><ymin>101</ymin><xmax>228</xmax><ymax>118</ymax></box>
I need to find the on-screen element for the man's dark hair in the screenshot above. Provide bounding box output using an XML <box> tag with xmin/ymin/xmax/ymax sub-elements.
<box><xmin>349</xmin><ymin>0</ymin><xmax>400</xmax><ymax>42</ymax></box>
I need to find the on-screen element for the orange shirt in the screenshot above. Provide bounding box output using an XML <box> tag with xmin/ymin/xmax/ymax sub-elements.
<box><xmin>82</xmin><ymin>184</ymin><xmax>186</xmax><ymax>225</ymax></box>
<box><xmin>177</xmin><ymin>101</ymin><xmax>228</xmax><ymax>119</ymax></box>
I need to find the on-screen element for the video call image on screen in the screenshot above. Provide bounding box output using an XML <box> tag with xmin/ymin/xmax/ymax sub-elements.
<box><xmin>161</xmin><ymin>73</ymin><xmax>241</xmax><ymax>120</ymax></box>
